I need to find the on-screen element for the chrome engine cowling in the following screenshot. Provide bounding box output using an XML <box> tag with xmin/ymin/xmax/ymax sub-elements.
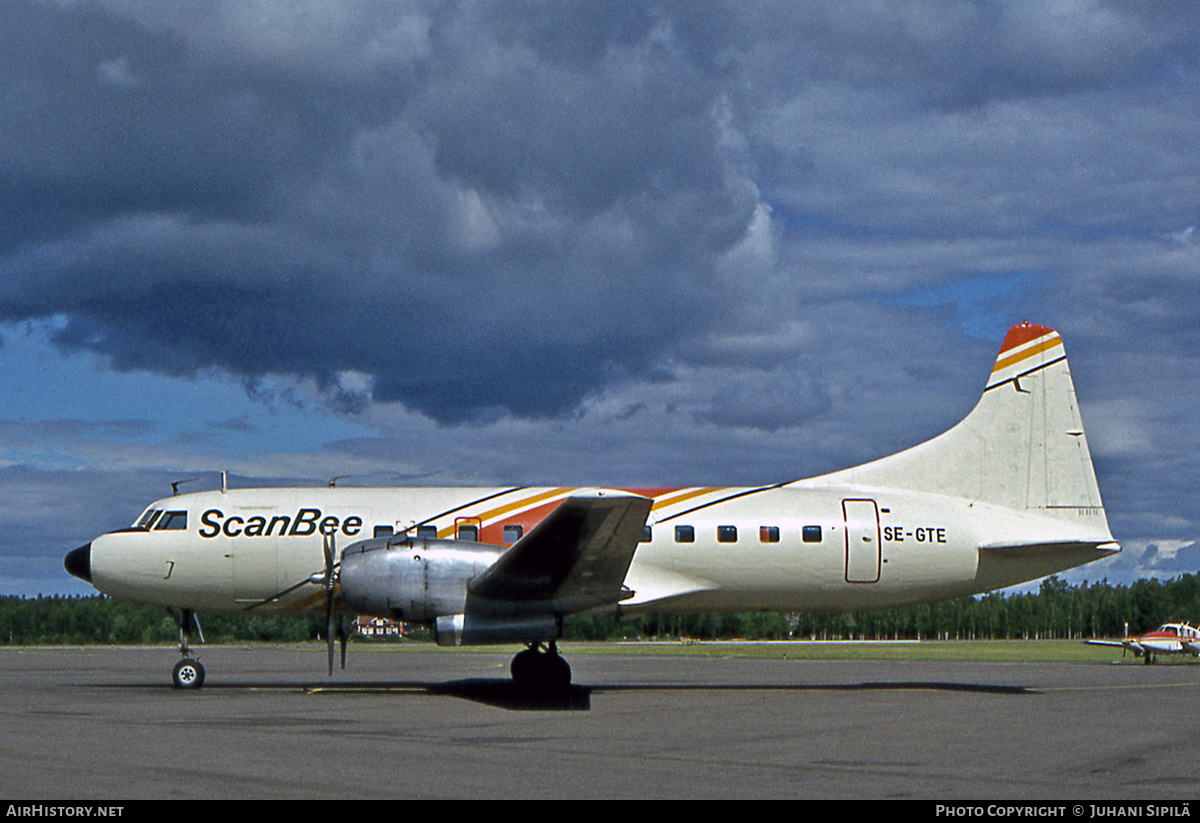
<box><xmin>339</xmin><ymin>536</ymin><xmax>502</xmax><ymax>624</ymax></box>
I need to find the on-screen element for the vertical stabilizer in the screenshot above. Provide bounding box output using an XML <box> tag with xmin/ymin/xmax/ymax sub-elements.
<box><xmin>796</xmin><ymin>323</ymin><xmax>1109</xmax><ymax>524</ymax></box>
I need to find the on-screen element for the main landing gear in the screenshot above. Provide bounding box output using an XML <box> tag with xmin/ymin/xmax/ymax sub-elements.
<box><xmin>510</xmin><ymin>641</ymin><xmax>572</xmax><ymax>690</ymax></box>
<box><xmin>171</xmin><ymin>608</ymin><xmax>205</xmax><ymax>689</ymax></box>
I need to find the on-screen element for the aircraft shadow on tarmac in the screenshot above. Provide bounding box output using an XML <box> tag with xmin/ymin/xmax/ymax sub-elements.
<box><xmin>101</xmin><ymin>678</ymin><xmax>1040</xmax><ymax>712</ymax></box>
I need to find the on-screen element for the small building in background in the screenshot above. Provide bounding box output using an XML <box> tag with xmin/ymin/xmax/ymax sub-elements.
<box><xmin>355</xmin><ymin>615</ymin><xmax>401</xmax><ymax>638</ymax></box>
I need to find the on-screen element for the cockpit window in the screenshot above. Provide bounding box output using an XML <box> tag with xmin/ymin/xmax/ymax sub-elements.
<box><xmin>155</xmin><ymin>511</ymin><xmax>188</xmax><ymax>531</ymax></box>
<box><xmin>135</xmin><ymin>509</ymin><xmax>163</xmax><ymax>529</ymax></box>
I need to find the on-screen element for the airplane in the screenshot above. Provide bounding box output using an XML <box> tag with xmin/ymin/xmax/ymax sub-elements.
<box><xmin>64</xmin><ymin>322</ymin><xmax>1120</xmax><ymax>690</ymax></box>
<box><xmin>1085</xmin><ymin>623</ymin><xmax>1200</xmax><ymax>664</ymax></box>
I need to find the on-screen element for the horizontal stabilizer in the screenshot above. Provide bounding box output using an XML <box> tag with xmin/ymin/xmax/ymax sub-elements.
<box><xmin>978</xmin><ymin>540</ymin><xmax>1121</xmax><ymax>558</ymax></box>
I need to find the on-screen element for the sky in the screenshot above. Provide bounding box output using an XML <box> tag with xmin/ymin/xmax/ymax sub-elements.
<box><xmin>2</xmin><ymin>0</ymin><xmax>1199</xmax><ymax>599</ymax></box>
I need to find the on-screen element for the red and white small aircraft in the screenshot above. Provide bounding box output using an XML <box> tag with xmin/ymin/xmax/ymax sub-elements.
<box><xmin>1086</xmin><ymin>623</ymin><xmax>1200</xmax><ymax>664</ymax></box>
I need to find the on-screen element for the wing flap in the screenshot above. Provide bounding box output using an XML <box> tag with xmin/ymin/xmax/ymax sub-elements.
<box><xmin>620</xmin><ymin>563</ymin><xmax>718</xmax><ymax>607</ymax></box>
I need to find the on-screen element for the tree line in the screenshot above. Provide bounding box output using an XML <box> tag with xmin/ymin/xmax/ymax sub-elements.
<box><xmin>4</xmin><ymin>574</ymin><xmax>1199</xmax><ymax>646</ymax></box>
<box><xmin>568</xmin><ymin>574</ymin><xmax>1200</xmax><ymax>642</ymax></box>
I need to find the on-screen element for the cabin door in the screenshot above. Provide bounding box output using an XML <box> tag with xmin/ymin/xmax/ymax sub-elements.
<box><xmin>843</xmin><ymin>499</ymin><xmax>881</xmax><ymax>584</ymax></box>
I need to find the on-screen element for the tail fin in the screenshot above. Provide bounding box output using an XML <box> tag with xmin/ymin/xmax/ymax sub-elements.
<box><xmin>797</xmin><ymin>323</ymin><xmax>1110</xmax><ymax>527</ymax></box>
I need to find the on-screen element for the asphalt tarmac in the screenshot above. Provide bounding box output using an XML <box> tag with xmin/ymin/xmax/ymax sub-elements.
<box><xmin>2</xmin><ymin>645</ymin><xmax>1198</xmax><ymax>800</ymax></box>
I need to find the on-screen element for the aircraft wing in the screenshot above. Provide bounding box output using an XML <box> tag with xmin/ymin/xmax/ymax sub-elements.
<box><xmin>1083</xmin><ymin>639</ymin><xmax>1127</xmax><ymax>648</ymax></box>
<box><xmin>467</xmin><ymin>490</ymin><xmax>653</xmax><ymax>615</ymax></box>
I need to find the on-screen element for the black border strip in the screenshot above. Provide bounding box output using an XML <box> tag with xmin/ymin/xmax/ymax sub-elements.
<box><xmin>983</xmin><ymin>354</ymin><xmax>1067</xmax><ymax>393</ymax></box>
<box><xmin>415</xmin><ymin>486</ymin><xmax>529</xmax><ymax>528</ymax></box>
<box><xmin>653</xmin><ymin>483</ymin><xmax>790</xmax><ymax>524</ymax></box>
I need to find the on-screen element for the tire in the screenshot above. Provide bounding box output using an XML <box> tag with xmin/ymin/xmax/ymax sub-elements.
<box><xmin>510</xmin><ymin>649</ymin><xmax>571</xmax><ymax>691</ymax></box>
<box><xmin>510</xmin><ymin>649</ymin><xmax>539</xmax><ymax>684</ymax></box>
<box><xmin>547</xmin><ymin>654</ymin><xmax>571</xmax><ymax>690</ymax></box>
<box><xmin>172</xmin><ymin>658</ymin><xmax>206</xmax><ymax>689</ymax></box>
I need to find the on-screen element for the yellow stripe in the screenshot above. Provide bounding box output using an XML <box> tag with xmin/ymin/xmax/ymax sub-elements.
<box><xmin>991</xmin><ymin>335</ymin><xmax>1061</xmax><ymax>374</ymax></box>
<box><xmin>433</xmin><ymin>485</ymin><xmax>727</xmax><ymax>537</ymax></box>
<box><xmin>436</xmin><ymin>487</ymin><xmax>575</xmax><ymax>537</ymax></box>
<box><xmin>650</xmin><ymin>487</ymin><xmax>723</xmax><ymax>512</ymax></box>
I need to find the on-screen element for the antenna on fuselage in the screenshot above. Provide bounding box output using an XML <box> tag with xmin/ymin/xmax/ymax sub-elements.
<box><xmin>170</xmin><ymin>478</ymin><xmax>198</xmax><ymax>496</ymax></box>
<box><xmin>221</xmin><ymin>471</ymin><xmax>227</xmax><ymax>494</ymax></box>
<box><xmin>329</xmin><ymin>476</ymin><xmax>349</xmax><ymax>488</ymax></box>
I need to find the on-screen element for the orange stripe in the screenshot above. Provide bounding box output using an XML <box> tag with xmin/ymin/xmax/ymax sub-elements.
<box><xmin>998</xmin><ymin>322</ymin><xmax>1055</xmax><ymax>354</ymax></box>
<box><xmin>650</xmin><ymin>487</ymin><xmax>722</xmax><ymax>512</ymax></box>
<box><xmin>991</xmin><ymin>335</ymin><xmax>1061</xmax><ymax>374</ymax></box>
<box><xmin>436</xmin><ymin>487</ymin><xmax>574</xmax><ymax>537</ymax></box>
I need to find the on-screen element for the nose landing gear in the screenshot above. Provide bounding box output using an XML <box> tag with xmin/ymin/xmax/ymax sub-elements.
<box><xmin>171</xmin><ymin>608</ymin><xmax>205</xmax><ymax>689</ymax></box>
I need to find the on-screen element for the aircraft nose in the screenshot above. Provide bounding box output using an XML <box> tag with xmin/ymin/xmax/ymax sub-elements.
<box><xmin>65</xmin><ymin>543</ymin><xmax>92</xmax><ymax>583</ymax></box>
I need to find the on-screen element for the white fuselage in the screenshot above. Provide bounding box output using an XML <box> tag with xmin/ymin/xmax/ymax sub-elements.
<box><xmin>86</xmin><ymin>482</ymin><xmax>1111</xmax><ymax>619</ymax></box>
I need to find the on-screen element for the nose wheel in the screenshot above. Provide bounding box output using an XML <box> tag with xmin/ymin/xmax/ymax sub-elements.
<box><xmin>510</xmin><ymin>642</ymin><xmax>571</xmax><ymax>690</ymax></box>
<box><xmin>172</xmin><ymin>657</ymin><xmax>206</xmax><ymax>689</ymax></box>
<box><xmin>171</xmin><ymin>608</ymin><xmax>206</xmax><ymax>689</ymax></box>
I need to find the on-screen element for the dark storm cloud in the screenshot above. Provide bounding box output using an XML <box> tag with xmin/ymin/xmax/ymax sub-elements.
<box><xmin>0</xmin><ymin>0</ymin><xmax>767</xmax><ymax>423</ymax></box>
<box><xmin>0</xmin><ymin>1</ymin><xmax>354</xmax><ymax>248</ymax></box>
<box><xmin>2</xmin><ymin>0</ymin><xmax>1200</xmax><ymax>430</ymax></box>
<box><xmin>745</xmin><ymin>0</ymin><xmax>1198</xmax><ymax>110</ymax></box>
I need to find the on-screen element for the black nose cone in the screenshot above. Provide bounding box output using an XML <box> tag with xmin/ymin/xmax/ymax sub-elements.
<box><xmin>65</xmin><ymin>544</ymin><xmax>92</xmax><ymax>583</ymax></box>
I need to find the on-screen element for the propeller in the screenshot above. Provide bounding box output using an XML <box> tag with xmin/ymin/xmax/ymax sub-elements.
<box><xmin>319</xmin><ymin>532</ymin><xmax>348</xmax><ymax>676</ymax></box>
<box><xmin>246</xmin><ymin>532</ymin><xmax>349</xmax><ymax>676</ymax></box>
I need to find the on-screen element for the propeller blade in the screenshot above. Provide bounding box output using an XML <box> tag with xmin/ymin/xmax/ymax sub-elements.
<box><xmin>326</xmin><ymin>588</ymin><xmax>335</xmax><ymax>676</ymax></box>
<box><xmin>339</xmin><ymin>613</ymin><xmax>348</xmax><ymax>671</ymax></box>
<box><xmin>323</xmin><ymin>532</ymin><xmax>339</xmax><ymax>676</ymax></box>
<box><xmin>323</xmin><ymin>532</ymin><xmax>336</xmax><ymax>577</ymax></box>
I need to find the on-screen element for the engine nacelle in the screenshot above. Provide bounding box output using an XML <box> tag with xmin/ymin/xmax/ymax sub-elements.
<box><xmin>433</xmin><ymin>614</ymin><xmax>559</xmax><ymax>647</ymax></box>
<box><xmin>339</xmin><ymin>536</ymin><xmax>502</xmax><ymax>624</ymax></box>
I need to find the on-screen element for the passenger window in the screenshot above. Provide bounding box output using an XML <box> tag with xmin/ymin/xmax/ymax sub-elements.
<box><xmin>717</xmin><ymin>525</ymin><xmax>737</xmax><ymax>543</ymax></box>
<box><xmin>674</xmin><ymin>525</ymin><xmax>695</xmax><ymax>543</ymax></box>
<box><xmin>759</xmin><ymin>526</ymin><xmax>780</xmax><ymax>543</ymax></box>
<box><xmin>802</xmin><ymin>525</ymin><xmax>822</xmax><ymax>543</ymax></box>
<box><xmin>374</xmin><ymin>525</ymin><xmax>394</xmax><ymax>539</ymax></box>
<box><xmin>457</xmin><ymin>524</ymin><xmax>479</xmax><ymax>541</ymax></box>
<box><xmin>416</xmin><ymin>525</ymin><xmax>437</xmax><ymax>539</ymax></box>
<box><xmin>503</xmin><ymin>524</ymin><xmax>524</xmax><ymax>544</ymax></box>
<box><xmin>640</xmin><ymin>526</ymin><xmax>653</xmax><ymax>543</ymax></box>
<box><xmin>156</xmin><ymin>511</ymin><xmax>188</xmax><ymax>531</ymax></box>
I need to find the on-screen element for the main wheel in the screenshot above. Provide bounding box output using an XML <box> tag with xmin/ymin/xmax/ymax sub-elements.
<box><xmin>172</xmin><ymin>658</ymin><xmax>206</xmax><ymax>689</ymax></box>
<box><xmin>546</xmin><ymin>653</ymin><xmax>571</xmax><ymax>689</ymax></box>
<box><xmin>510</xmin><ymin>648</ymin><xmax>571</xmax><ymax>690</ymax></box>
<box><xmin>510</xmin><ymin>648</ymin><xmax>540</xmax><ymax>684</ymax></box>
